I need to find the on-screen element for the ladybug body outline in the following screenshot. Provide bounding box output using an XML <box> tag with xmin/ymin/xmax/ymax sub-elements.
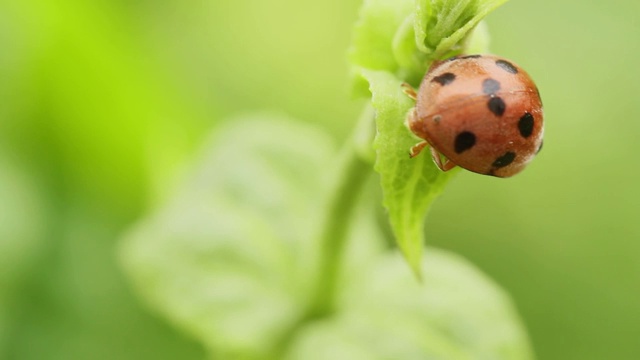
<box><xmin>405</xmin><ymin>54</ymin><xmax>544</xmax><ymax>178</ymax></box>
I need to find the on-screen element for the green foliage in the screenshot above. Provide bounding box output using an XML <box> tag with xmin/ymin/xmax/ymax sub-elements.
<box><xmin>3</xmin><ymin>0</ymin><xmax>531</xmax><ymax>358</ymax></box>
<box><xmin>415</xmin><ymin>0</ymin><xmax>510</xmax><ymax>57</ymax></box>
<box><xmin>287</xmin><ymin>249</ymin><xmax>534</xmax><ymax>360</ymax></box>
<box><xmin>118</xmin><ymin>0</ymin><xmax>535</xmax><ymax>358</ymax></box>
<box><xmin>121</xmin><ymin>115</ymin><xmax>335</xmax><ymax>358</ymax></box>
<box><xmin>361</xmin><ymin>69</ymin><xmax>457</xmax><ymax>275</ymax></box>
<box><xmin>121</xmin><ymin>115</ymin><xmax>534</xmax><ymax>359</ymax></box>
<box><xmin>8</xmin><ymin>0</ymin><xmax>640</xmax><ymax>359</ymax></box>
<box><xmin>0</xmin><ymin>2</ymin><xmax>208</xmax><ymax>359</ymax></box>
<box><xmin>0</xmin><ymin>154</ymin><xmax>45</xmax><ymax>354</ymax></box>
<box><xmin>351</xmin><ymin>0</ymin><xmax>509</xmax><ymax>275</ymax></box>
<box><xmin>349</xmin><ymin>0</ymin><xmax>414</xmax><ymax>76</ymax></box>
<box><xmin>0</xmin><ymin>155</ymin><xmax>44</xmax><ymax>292</ymax></box>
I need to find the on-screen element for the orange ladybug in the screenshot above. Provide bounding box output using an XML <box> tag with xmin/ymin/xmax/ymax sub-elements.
<box><xmin>404</xmin><ymin>54</ymin><xmax>544</xmax><ymax>177</ymax></box>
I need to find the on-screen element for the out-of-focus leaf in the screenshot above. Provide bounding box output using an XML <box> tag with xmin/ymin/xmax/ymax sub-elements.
<box><xmin>0</xmin><ymin>153</ymin><xmax>45</xmax><ymax>354</ymax></box>
<box><xmin>285</xmin><ymin>249</ymin><xmax>534</xmax><ymax>360</ymax></box>
<box><xmin>4</xmin><ymin>0</ymin><xmax>206</xmax><ymax>218</ymax></box>
<box><xmin>0</xmin><ymin>156</ymin><xmax>44</xmax><ymax>292</ymax></box>
<box><xmin>463</xmin><ymin>21</ymin><xmax>491</xmax><ymax>55</ymax></box>
<box><xmin>121</xmin><ymin>114</ymin><xmax>532</xmax><ymax>359</ymax></box>
<box><xmin>349</xmin><ymin>0</ymin><xmax>415</xmax><ymax>95</ymax></box>
<box><xmin>120</xmin><ymin>114</ymin><xmax>337</xmax><ymax>358</ymax></box>
<box><xmin>349</xmin><ymin>0</ymin><xmax>414</xmax><ymax>75</ymax></box>
<box><xmin>122</xmin><ymin>113</ymin><xmax>529</xmax><ymax>360</ymax></box>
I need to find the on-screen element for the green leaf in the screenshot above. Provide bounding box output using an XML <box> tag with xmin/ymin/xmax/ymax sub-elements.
<box><xmin>120</xmin><ymin>114</ymin><xmax>533</xmax><ymax>359</ymax></box>
<box><xmin>463</xmin><ymin>21</ymin><xmax>492</xmax><ymax>55</ymax></box>
<box><xmin>391</xmin><ymin>14</ymin><xmax>429</xmax><ymax>86</ymax></box>
<box><xmin>351</xmin><ymin>0</ymin><xmax>510</xmax><ymax>87</ymax></box>
<box><xmin>349</xmin><ymin>0</ymin><xmax>509</xmax><ymax>91</ymax></box>
<box><xmin>349</xmin><ymin>0</ymin><xmax>414</xmax><ymax>74</ymax></box>
<box><xmin>351</xmin><ymin>0</ymin><xmax>512</xmax><ymax>274</ymax></box>
<box><xmin>360</xmin><ymin>69</ymin><xmax>456</xmax><ymax>276</ymax></box>
<box><xmin>285</xmin><ymin>249</ymin><xmax>534</xmax><ymax>360</ymax></box>
<box><xmin>120</xmin><ymin>114</ymin><xmax>337</xmax><ymax>359</ymax></box>
<box><xmin>415</xmin><ymin>0</ymin><xmax>511</xmax><ymax>57</ymax></box>
<box><xmin>349</xmin><ymin>0</ymin><xmax>415</xmax><ymax>95</ymax></box>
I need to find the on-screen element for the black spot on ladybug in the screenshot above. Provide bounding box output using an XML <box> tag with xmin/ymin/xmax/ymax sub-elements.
<box><xmin>432</xmin><ymin>73</ymin><xmax>456</xmax><ymax>86</ymax></box>
<box><xmin>518</xmin><ymin>112</ymin><xmax>535</xmax><ymax>138</ymax></box>
<box><xmin>492</xmin><ymin>152</ymin><xmax>516</xmax><ymax>168</ymax></box>
<box><xmin>487</xmin><ymin>97</ymin><xmax>506</xmax><ymax>116</ymax></box>
<box><xmin>537</xmin><ymin>140</ymin><xmax>544</xmax><ymax>154</ymax></box>
<box><xmin>454</xmin><ymin>131</ymin><xmax>476</xmax><ymax>154</ymax></box>
<box><xmin>496</xmin><ymin>59</ymin><xmax>518</xmax><ymax>74</ymax></box>
<box><xmin>482</xmin><ymin>79</ymin><xmax>501</xmax><ymax>95</ymax></box>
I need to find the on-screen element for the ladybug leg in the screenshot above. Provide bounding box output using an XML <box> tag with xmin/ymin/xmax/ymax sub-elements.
<box><xmin>429</xmin><ymin>147</ymin><xmax>457</xmax><ymax>171</ymax></box>
<box><xmin>406</xmin><ymin>108</ymin><xmax>428</xmax><ymax>158</ymax></box>
<box><xmin>409</xmin><ymin>141</ymin><xmax>428</xmax><ymax>158</ymax></box>
<box><xmin>442</xmin><ymin>159</ymin><xmax>457</xmax><ymax>171</ymax></box>
<box><xmin>429</xmin><ymin>146</ymin><xmax>445</xmax><ymax>169</ymax></box>
<box><xmin>401</xmin><ymin>83</ymin><xmax>417</xmax><ymax>100</ymax></box>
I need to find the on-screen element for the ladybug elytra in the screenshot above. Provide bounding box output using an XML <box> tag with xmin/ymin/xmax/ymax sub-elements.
<box><xmin>404</xmin><ymin>54</ymin><xmax>544</xmax><ymax>178</ymax></box>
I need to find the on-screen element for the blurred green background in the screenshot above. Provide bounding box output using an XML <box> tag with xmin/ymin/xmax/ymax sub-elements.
<box><xmin>1</xmin><ymin>0</ymin><xmax>640</xmax><ymax>359</ymax></box>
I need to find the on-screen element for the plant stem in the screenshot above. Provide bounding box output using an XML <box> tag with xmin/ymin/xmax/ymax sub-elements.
<box><xmin>306</xmin><ymin>144</ymin><xmax>370</xmax><ymax>318</ymax></box>
<box><xmin>272</xmin><ymin>108</ymin><xmax>374</xmax><ymax>358</ymax></box>
<box><xmin>305</xmin><ymin>106</ymin><xmax>375</xmax><ymax>318</ymax></box>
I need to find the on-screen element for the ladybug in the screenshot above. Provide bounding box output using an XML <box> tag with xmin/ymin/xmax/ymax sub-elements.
<box><xmin>404</xmin><ymin>54</ymin><xmax>544</xmax><ymax>178</ymax></box>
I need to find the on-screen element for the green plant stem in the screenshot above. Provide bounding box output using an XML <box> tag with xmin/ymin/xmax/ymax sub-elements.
<box><xmin>306</xmin><ymin>142</ymin><xmax>371</xmax><ymax>318</ymax></box>
<box><xmin>272</xmin><ymin>108</ymin><xmax>374</xmax><ymax>359</ymax></box>
<box><xmin>303</xmin><ymin>105</ymin><xmax>375</xmax><ymax>318</ymax></box>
